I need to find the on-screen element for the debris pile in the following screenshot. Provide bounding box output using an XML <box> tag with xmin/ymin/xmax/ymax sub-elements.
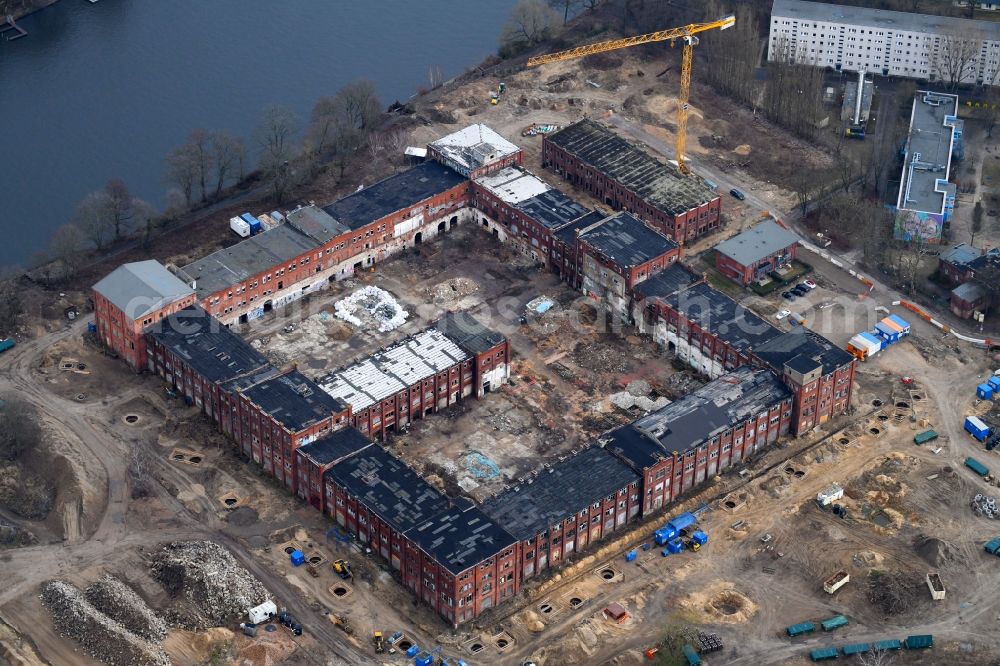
<box><xmin>85</xmin><ymin>575</ymin><xmax>168</xmax><ymax>642</ymax></box>
<box><xmin>334</xmin><ymin>286</ymin><xmax>408</xmax><ymax>332</ymax></box>
<box><xmin>971</xmin><ymin>493</ymin><xmax>998</xmax><ymax>519</ymax></box>
<box><xmin>428</xmin><ymin>277</ymin><xmax>479</xmax><ymax>303</ymax></box>
<box><xmin>40</xmin><ymin>581</ymin><xmax>170</xmax><ymax>666</ymax></box>
<box><xmin>150</xmin><ymin>541</ymin><xmax>269</xmax><ymax>624</ymax></box>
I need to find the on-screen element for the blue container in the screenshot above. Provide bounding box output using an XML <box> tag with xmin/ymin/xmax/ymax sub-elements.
<box><xmin>978</xmin><ymin>384</ymin><xmax>994</xmax><ymax>400</ymax></box>
<box><xmin>0</xmin><ymin>338</ymin><xmax>15</xmax><ymax>353</ymax></box>
<box><xmin>415</xmin><ymin>653</ymin><xmax>433</xmax><ymax>666</ymax></box>
<box><xmin>873</xmin><ymin>639</ymin><xmax>901</xmax><ymax>651</ymax></box>
<box><xmin>625</xmin><ymin>550</ymin><xmax>637</xmax><ymax>562</ymax></box>
<box><xmin>691</xmin><ymin>531</ymin><xmax>708</xmax><ymax>546</ymax></box>
<box><xmin>289</xmin><ymin>550</ymin><xmax>305</xmax><ymax>566</ymax></box>
<box><xmin>667</xmin><ymin>512</ymin><xmax>696</xmax><ymax>535</ymax></box>
<box><xmin>87</xmin><ymin>322</ymin><xmax>97</xmax><ymax>333</ymax></box>
<box><xmin>667</xmin><ymin>538</ymin><xmax>685</xmax><ymax>554</ymax></box>
<box><xmin>654</xmin><ymin>528</ymin><xmax>675</xmax><ymax>546</ymax></box>
<box><xmin>406</xmin><ymin>645</ymin><xmax>420</xmax><ymax>658</ymax></box>
<box><xmin>965</xmin><ymin>416</ymin><xmax>991</xmax><ymax>442</ymax></box>
<box><xmin>966</xmin><ymin>456</ymin><xmax>990</xmax><ymax>476</ymax></box>
<box><xmin>989</xmin><ymin>376</ymin><xmax>1000</xmax><ymax>391</ymax></box>
<box><xmin>661</xmin><ymin>547</ymin><xmax>671</xmax><ymax>557</ymax></box>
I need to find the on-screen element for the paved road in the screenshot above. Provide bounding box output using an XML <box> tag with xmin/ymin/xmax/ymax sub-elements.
<box><xmin>0</xmin><ymin>322</ymin><xmax>371</xmax><ymax>665</ymax></box>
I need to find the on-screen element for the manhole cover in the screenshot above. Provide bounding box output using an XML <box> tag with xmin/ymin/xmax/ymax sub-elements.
<box><xmin>333</xmin><ymin>587</ymin><xmax>348</xmax><ymax>597</ymax></box>
<box><xmin>189</xmin><ymin>456</ymin><xmax>202</xmax><ymax>464</ymax></box>
<box><xmin>872</xmin><ymin>399</ymin><xmax>883</xmax><ymax>407</ymax></box>
<box><xmin>896</xmin><ymin>401</ymin><xmax>910</xmax><ymax>409</ymax></box>
<box><xmin>878</xmin><ymin>414</ymin><xmax>889</xmax><ymax>421</ymax></box>
<box><xmin>398</xmin><ymin>640</ymin><xmax>413</xmax><ymax>651</ymax></box>
<box><xmin>539</xmin><ymin>603</ymin><xmax>553</xmax><ymax>614</ymax></box>
<box><xmin>869</xmin><ymin>428</ymin><xmax>880</xmax><ymax>435</ymax></box>
<box><xmin>496</xmin><ymin>639</ymin><xmax>509</xmax><ymax>649</ymax></box>
<box><xmin>123</xmin><ymin>414</ymin><xmax>140</xmax><ymax>424</ymax></box>
<box><xmin>284</xmin><ymin>546</ymin><xmax>295</xmax><ymax>554</ymax></box>
<box><xmin>309</xmin><ymin>556</ymin><xmax>322</xmax><ymax>565</ymax></box>
<box><xmin>224</xmin><ymin>498</ymin><xmax>237</xmax><ymax>506</ymax></box>
<box><xmin>600</xmin><ymin>569</ymin><xmax>615</xmax><ymax>580</ymax></box>
<box><xmin>75</xmin><ymin>394</ymin><xmax>86</xmax><ymax>401</ymax></box>
<box><xmin>569</xmin><ymin>597</ymin><xmax>583</xmax><ymax>608</ymax></box>
<box><xmin>469</xmin><ymin>643</ymin><xmax>484</xmax><ymax>653</ymax></box>
<box><xmin>839</xmin><ymin>437</ymin><xmax>850</xmax><ymax>445</ymax></box>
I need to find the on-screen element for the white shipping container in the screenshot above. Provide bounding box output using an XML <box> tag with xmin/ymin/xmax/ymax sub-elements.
<box><xmin>248</xmin><ymin>600</ymin><xmax>277</xmax><ymax>624</ymax></box>
<box><xmin>816</xmin><ymin>483</ymin><xmax>844</xmax><ymax>506</ymax></box>
<box><xmin>230</xmin><ymin>216</ymin><xmax>251</xmax><ymax>237</ymax></box>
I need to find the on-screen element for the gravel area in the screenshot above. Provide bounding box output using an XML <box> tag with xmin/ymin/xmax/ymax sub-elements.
<box><xmin>85</xmin><ymin>575</ymin><xmax>168</xmax><ymax>642</ymax></box>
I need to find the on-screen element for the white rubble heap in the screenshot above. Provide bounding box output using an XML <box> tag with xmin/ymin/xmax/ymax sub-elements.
<box><xmin>334</xmin><ymin>286</ymin><xmax>408</xmax><ymax>332</ymax></box>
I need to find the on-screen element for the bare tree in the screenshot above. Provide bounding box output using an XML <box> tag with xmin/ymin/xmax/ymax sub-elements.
<box><xmin>255</xmin><ymin>105</ymin><xmax>299</xmax><ymax>203</ymax></box>
<box><xmin>0</xmin><ymin>279</ymin><xmax>24</xmax><ymax>337</ymax></box>
<box><xmin>164</xmin><ymin>142</ymin><xmax>199</xmax><ymax>207</ymax></box>
<box><xmin>548</xmin><ymin>0</ymin><xmax>581</xmax><ymax>24</ymax></box>
<box><xmin>858</xmin><ymin>646</ymin><xmax>896</xmax><ymax>666</ymax></box>
<box><xmin>701</xmin><ymin>3</ymin><xmax>762</xmax><ymax>106</ymax></box>
<box><xmin>0</xmin><ymin>398</ymin><xmax>42</xmax><ymax>461</ymax></box>
<box><xmin>308</xmin><ymin>80</ymin><xmax>384</xmax><ymax>178</ymax></box>
<box><xmin>74</xmin><ymin>190</ymin><xmax>114</xmax><ymax>250</ymax></box>
<box><xmin>971</xmin><ymin>200</ymin><xmax>984</xmax><ymax>245</ymax></box>
<box><xmin>500</xmin><ymin>0</ymin><xmax>560</xmax><ymax>50</ymax></box>
<box><xmin>183</xmin><ymin>129</ymin><xmax>213</xmax><ymax>202</ymax></box>
<box><xmin>428</xmin><ymin>65</ymin><xmax>444</xmax><ymax>89</ymax></box>
<box><xmin>366</xmin><ymin>131</ymin><xmax>385</xmax><ymax>160</ymax></box>
<box><xmin>930</xmin><ymin>34</ymin><xmax>982</xmax><ymax>92</ymax></box>
<box><xmin>103</xmin><ymin>179</ymin><xmax>135</xmax><ymax>242</ymax></box>
<box><xmin>210</xmin><ymin>131</ymin><xmax>245</xmax><ymax>198</ymax></box>
<box><xmin>133</xmin><ymin>198</ymin><xmax>156</xmax><ymax>251</ymax></box>
<box><xmin>47</xmin><ymin>224</ymin><xmax>85</xmax><ymax>276</ymax></box>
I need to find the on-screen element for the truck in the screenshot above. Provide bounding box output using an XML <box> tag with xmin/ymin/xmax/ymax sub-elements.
<box><xmin>332</xmin><ymin>559</ymin><xmax>353</xmax><ymax>580</ymax></box>
<box><xmin>913</xmin><ymin>430</ymin><xmax>939</xmax><ymax>445</ymax></box>
<box><xmin>0</xmin><ymin>338</ymin><xmax>15</xmax><ymax>354</ymax></box>
<box><xmin>965</xmin><ymin>416</ymin><xmax>991</xmax><ymax>442</ymax></box>
<box><xmin>373</xmin><ymin>631</ymin><xmax>385</xmax><ymax>653</ymax></box>
<box><xmin>966</xmin><ymin>456</ymin><xmax>990</xmax><ymax>477</ymax></box>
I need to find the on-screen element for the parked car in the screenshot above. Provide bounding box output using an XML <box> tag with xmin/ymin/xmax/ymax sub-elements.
<box><xmin>802</xmin><ymin>280</ymin><xmax>817</xmax><ymax>290</ymax></box>
<box><xmin>730</xmin><ymin>188</ymin><xmax>746</xmax><ymax>200</ymax></box>
<box><xmin>776</xmin><ymin>309</ymin><xmax>791</xmax><ymax>320</ymax></box>
<box><xmin>782</xmin><ymin>291</ymin><xmax>796</xmax><ymax>300</ymax></box>
<box><xmin>791</xmin><ymin>285</ymin><xmax>809</xmax><ymax>296</ymax></box>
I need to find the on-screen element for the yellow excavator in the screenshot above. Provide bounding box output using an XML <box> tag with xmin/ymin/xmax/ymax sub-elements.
<box><xmin>527</xmin><ymin>15</ymin><xmax>736</xmax><ymax>174</ymax></box>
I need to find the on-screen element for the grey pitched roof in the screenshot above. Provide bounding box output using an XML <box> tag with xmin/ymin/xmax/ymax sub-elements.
<box><xmin>93</xmin><ymin>261</ymin><xmax>194</xmax><ymax>321</ymax></box>
<box><xmin>407</xmin><ymin>504</ymin><xmax>516</xmax><ymax>576</ymax></box>
<box><xmin>952</xmin><ymin>282</ymin><xmax>987</xmax><ymax>303</ymax></box>
<box><xmin>713</xmin><ymin>219</ymin><xmax>800</xmax><ymax>267</ymax></box>
<box><xmin>578</xmin><ymin>212</ymin><xmax>678</xmax><ymax>268</ymax></box>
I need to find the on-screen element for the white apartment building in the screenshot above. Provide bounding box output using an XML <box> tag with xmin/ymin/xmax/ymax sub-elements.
<box><xmin>769</xmin><ymin>0</ymin><xmax>1000</xmax><ymax>84</ymax></box>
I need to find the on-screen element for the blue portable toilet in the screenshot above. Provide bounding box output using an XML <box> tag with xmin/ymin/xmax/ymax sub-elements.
<box><xmin>978</xmin><ymin>383</ymin><xmax>995</xmax><ymax>400</ymax></box>
<box><xmin>691</xmin><ymin>530</ymin><xmax>708</xmax><ymax>546</ymax></box>
<box><xmin>289</xmin><ymin>550</ymin><xmax>305</xmax><ymax>566</ymax></box>
<box><xmin>989</xmin><ymin>376</ymin><xmax>1000</xmax><ymax>392</ymax></box>
<box><xmin>625</xmin><ymin>550</ymin><xmax>637</xmax><ymax>562</ymax></box>
<box><xmin>406</xmin><ymin>645</ymin><xmax>420</xmax><ymax>658</ymax></box>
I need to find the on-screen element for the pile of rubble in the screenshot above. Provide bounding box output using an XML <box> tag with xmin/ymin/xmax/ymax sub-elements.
<box><xmin>150</xmin><ymin>541</ymin><xmax>269</xmax><ymax>625</ymax></box>
<box><xmin>40</xmin><ymin>581</ymin><xmax>170</xmax><ymax>666</ymax></box>
<box><xmin>334</xmin><ymin>286</ymin><xmax>408</xmax><ymax>332</ymax></box>
<box><xmin>85</xmin><ymin>575</ymin><xmax>168</xmax><ymax>642</ymax></box>
<box><xmin>610</xmin><ymin>379</ymin><xmax>671</xmax><ymax>412</ymax></box>
<box><xmin>971</xmin><ymin>493</ymin><xmax>998</xmax><ymax>519</ymax></box>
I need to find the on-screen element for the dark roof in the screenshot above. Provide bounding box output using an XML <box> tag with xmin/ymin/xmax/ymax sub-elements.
<box><xmin>480</xmin><ymin>447</ymin><xmax>639</xmax><ymax>541</ymax></box>
<box><xmin>322</xmin><ymin>161</ymin><xmax>467</xmax><ymax>231</ymax></box>
<box><xmin>578</xmin><ymin>212</ymin><xmax>678</xmax><ymax>268</ymax></box>
<box><xmin>545</xmin><ymin>119</ymin><xmax>717</xmax><ymax>216</ymax></box>
<box><xmin>297</xmin><ymin>427</ymin><xmax>373</xmax><ymax>466</ymax></box>
<box><xmin>939</xmin><ymin>243</ymin><xmax>981</xmax><ymax>267</ymax></box>
<box><xmin>241</xmin><ymin>370</ymin><xmax>347</xmax><ymax>433</ymax></box>
<box><xmin>604</xmin><ymin>367</ymin><xmax>791</xmax><ymax>470</ymax></box>
<box><xmin>285</xmin><ymin>204</ymin><xmax>351</xmax><ymax>244</ymax></box>
<box><xmin>515</xmin><ymin>189</ymin><xmax>591</xmax><ymax>230</ymax></box>
<box><xmin>751</xmin><ymin>327</ymin><xmax>855</xmax><ymax>376</ymax></box>
<box><xmin>436</xmin><ymin>311</ymin><xmax>506</xmax><ymax>355</ymax></box>
<box><xmin>785</xmin><ymin>353</ymin><xmax>822</xmax><ymax>376</ymax></box>
<box><xmin>221</xmin><ymin>366</ymin><xmax>283</xmax><ymax>395</ymax></box>
<box><xmin>406</xmin><ymin>505</ymin><xmax>516</xmax><ymax>575</ymax></box>
<box><xmin>634</xmin><ymin>263</ymin><xmax>701</xmax><ymax>300</ymax></box>
<box><xmin>554</xmin><ymin>210</ymin><xmax>605</xmax><ymax>247</ymax></box>
<box><xmin>148</xmin><ymin>305</ymin><xmax>270</xmax><ymax>383</ymax></box>
<box><xmin>179</xmin><ymin>224</ymin><xmax>321</xmax><ymax>299</ymax></box>
<box><xmin>664</xmin><ymin>282</ymin><xmax>782</xmax><ymax>351</ymax></box>
<box><xmin>326</xmin><ymin>447</ymin><xmax>450</xmax><ymax>534</ymax></box>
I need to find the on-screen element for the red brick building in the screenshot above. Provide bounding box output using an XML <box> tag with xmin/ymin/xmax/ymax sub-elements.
<box><xmin>604</xmin><ymin>366</ymin><xmax>792</xmax><ymax>514</ymax></box>
<box><xmin>92</xmin><ymin>261</ymin><xmax>197</xmax><ymax>371</ymax></box>
<box><xmin>427</xmin><ymin>123</ymin><xmax>523</xmax><ymax>179</ymax></box>
<box><xmin>294</xmin><ymin>427</ymin><xmax>372</xmax><ymax>513</ymax></box>
<box><xmin>317</xmin><ymin>314</ymin><xmax>510</xmax><ymax>440</ymax></box>
<box><xmin>480</xmin><ymin>447</ymin><xmax>641</xmax><ymax>580</ymax></box>
<box><xmin>713</xmin><ymin>218</ymin><xmax>800</xmax><ymax>286</ymax></box>
<box><xmin>233</xmin><ymin>369</ymin><xmax>351</xmax><ymax>492</ymax></box>
<box><xmin>542</xmin><ymin>119</ymin><xmax>721</xmax><ymax>244</ymax></box>
<box><xmin>751</xmin><ymin>328</ymin><xmax>856</xmax><ymax>436</ymax></box>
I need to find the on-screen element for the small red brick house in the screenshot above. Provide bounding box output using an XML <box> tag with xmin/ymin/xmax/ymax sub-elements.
<box><xmin>713</xmin><ymin>218</ymin><xmax>800</xmax><ymax>286</ymax></box>
<box><xmin>92</xmin><ymin>261</ymin><xmax>197</xmax><ymax>371</ymax></box>
<box><xmin>427</xmin><ymin>123</ymin><xmax>523</xmax><ymax>179</ymax></box>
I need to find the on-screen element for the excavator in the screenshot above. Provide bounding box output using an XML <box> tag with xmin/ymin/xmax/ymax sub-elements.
<box><xmin>527</xmin><ymin>15</ymin><xmax>736</xmax><ymax>174</ymax></box>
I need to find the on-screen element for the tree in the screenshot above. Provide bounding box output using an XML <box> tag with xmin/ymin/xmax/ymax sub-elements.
<box><xmin>211</xmin><ymin>131</ymin><xmax>245</xmax><ymax>198</ymax></box>
<box><xmin>47</xmin><ymin>224</ymin><xmax>86</xmax><ymax>276</ymax></box>
<box><xmin>548</xmin><ymin>0</ymin><xmax>581</xmax><ymax>24</ymax></box>
<box><xmin>0</xmin><ymin>398</ymin><xmax>42</xmax><ymax>462</ymax></box>
<box><xmin>308</xmin><ymin>81</ymin><xmax>384</xmax><ymax>177</ymax></box>
<box><xmin>930</xmin><ymin>35</ymin><xmax>981</xmax><ymax>92</ymax></box>
<box><xmin>164</xmin><ymin>142</ymin><xmax>199</xmax><ymax>207</ymax></box>
<box><xmin>103</xmin><ymin>179</ymin><xmax>135</xmax><ymax>242</ymax></box>
<box><xmin>652</xmin><ymin>610</ymin><xmax>700</xmax><ymax>666</ymax></box>
<box><xmin>500</xmin><ymin>0</ymin><xmax>560</xmax><ymax>51</ymax></box>
<box><xmin>701</xmin><ymin>3</ymin><xmax>761</xmax><ymax>106</ymax></box>
<box><xmin>255</xmin><ymin>105</ymin><xmax>299</xmax><ymax>203</ymax></box>
<box><xmin>971</xmin><ymin>200</ymin><xmax>984</xmax><ymax>245</ymax></box>
<box><xmin>74</xmin><ymin>190</ymin><xmax>114</xmax><ymax>250</ymax></box>
<box><xmin>133</xmin><ymin>198</ymin><xmax>156</xmax><ymax>251</ymax></box>
<box><xmin>188</xmin><ymin>129</ymin><xmax>214</xmax><ymax>202</ymax></box>
<box><xmin>858</xmin><ymin>647</ymin><xmax>896</xmax><ymax>666</ymax></box>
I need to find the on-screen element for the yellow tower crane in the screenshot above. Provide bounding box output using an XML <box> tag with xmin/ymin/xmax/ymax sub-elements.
<box><xmin>527</xmin><ymin>15</ymin><xmax>735</xmax><ymax>174</ymax></box>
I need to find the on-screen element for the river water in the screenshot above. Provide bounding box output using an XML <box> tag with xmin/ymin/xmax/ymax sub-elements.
<box><xmin>0</xmin><ymin>0</ymin><xmax>516</xmax><ymax>268</ymax></box>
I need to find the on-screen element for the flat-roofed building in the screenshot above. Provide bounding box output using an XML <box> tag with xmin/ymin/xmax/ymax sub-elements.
<box><xmin>714</xmin><ymin>218</ymin><xmax>800</xmax><ymax>285</ymax></box>
<box><xmin>428</xmin><ymin>123</ymin><xmax>523</xmax><ymax>179</ymax></box>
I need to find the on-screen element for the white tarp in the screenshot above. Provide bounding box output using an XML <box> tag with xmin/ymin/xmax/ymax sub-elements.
<box><xmin>334</xmin><ymin>286</ymin><xmax>408</xmax><ymax>332</ymax></box>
